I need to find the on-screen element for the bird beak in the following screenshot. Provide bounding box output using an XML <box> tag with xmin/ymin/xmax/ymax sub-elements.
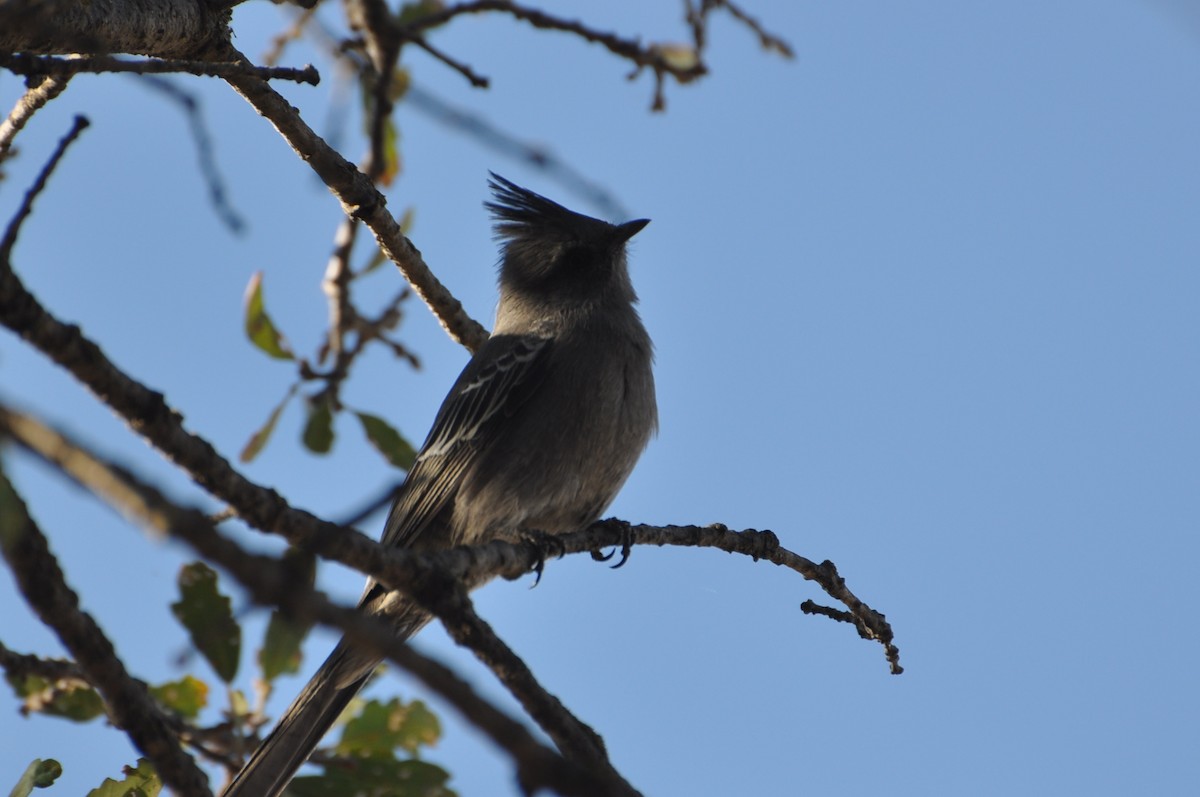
<box><xmin>614</xmin><ymin>218</ymin><xmax>650</xmax><ymax>243</ymax></box>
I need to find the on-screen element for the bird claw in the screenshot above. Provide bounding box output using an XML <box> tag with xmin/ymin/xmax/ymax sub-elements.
<box><xmin>589</xmin><ymin>522</ymin><xmax>634</xmax><ymax>569</ymax></box>
<box><xmin>520</xmin><ymin>530</ymin><xmax>565</xmax><ymax>587</ymax></box>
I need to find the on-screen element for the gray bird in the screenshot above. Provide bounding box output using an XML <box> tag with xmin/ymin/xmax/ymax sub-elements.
<box><xmin>222</xmin><ymin>174</ymin><xmax>657</xmax><ymax>796</ymax></box>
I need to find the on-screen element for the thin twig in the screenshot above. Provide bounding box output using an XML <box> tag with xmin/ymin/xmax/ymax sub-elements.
<box><xmin>348</xmin><ymin>0</ymin><xmax>403</xmax><ymax>185</ymax></box>
<box><xmin>418</xmin><ymin>571</ymin><xmax>614</xmax><ymax>766</ymax></box>
<box><xmin>0</xmin><ymin>639</ymin><xmax>241</xmax><ymax>769</ymax></box>
<box><xmin>134</xmin><ymin>75</ymin><xmax>246</xmax><ymax>234</ymax></box>
<box><xmin>400</xmin><ymin>0</ymin><xmax>706</xmax><ymax>110</ymax></box>
<box><xmin>0</xmin><ymin>641</ymin><xmax>87</xmax><ymax>684</ymax></box>
<box><xmin>0</xmin><ymin>52</ymin><xmax>320</xmax><ymax>85</ymax></box>
<box><xmin>263</xmin><ymin>7</ymin><xmax>320</xmax><ymax>68</ymax></box>
<box><xmin>721</xmin><ymin>0</ymin><xmax>796</xmax><ymax>57</ymax></box>
<box><xmin>336</xmin><ymin>480</ymin><xmax>404</xmax><ymax>527</ymax></box>
<box><xmin>402</xmin><ymin>0</ymin><xmax>707</xmax><ymax>81</ymax></box>
<box><xmin>0</xmin><ymin>75</ymin><xmax>71</xmax><ymax>160</ymax></box>
<box><xmin>412</xmin><ymin>36</ymin><xmax>489</xmax><ymax>87</ymax></box>
<box><xmin>218</xmin><ymin>44</ymin><xmax>490</xmax><ymax>350</ymax></box>
<box><xmin>404</xmin><ymin>84</ymin><xmax>633</xmax><ymax>219</ymax></box>
<box><xmin>319</xmin><ymin>216</ymin><xmax>359</xmax><ymax>372</ymax></box>
<box><xmin>1</xmin><ymin>115</ymin><xmax>89</xmax><ymax>262</ymax></box>
<box><xmin>0</xmin><ymin>642</ymin><xmax>93</xmax><ymax>718</ymax></box>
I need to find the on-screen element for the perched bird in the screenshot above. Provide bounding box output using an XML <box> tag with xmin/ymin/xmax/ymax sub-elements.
<box><xmin>222</xmin><ymin>174</ymin><xmax>657</xmax><ymax>796</ymax></box>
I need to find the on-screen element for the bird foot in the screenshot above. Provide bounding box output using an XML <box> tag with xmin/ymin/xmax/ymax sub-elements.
<box><xmin>589</xmin><ymin>521</ymin><xmax>634</xmax><ymax>569</ymax></box>
<box><xmin>520</xmin><ymin>530</ymin><xmax>566</xmax><ymax>587</ymax></box>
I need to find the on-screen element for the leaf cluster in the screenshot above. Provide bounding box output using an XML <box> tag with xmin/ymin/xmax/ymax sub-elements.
<box><xmin>6</xmin><ymin>561</ymin><xmax>454</xmax><ymax>797</ymax></box>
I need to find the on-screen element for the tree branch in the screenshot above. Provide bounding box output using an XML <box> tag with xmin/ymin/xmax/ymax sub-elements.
<box><xmin>0</xmin><ymin>52</ymin><xmax>319</xmax><ymax>85</ymax></box>
<box><xmin>0</xmin><ymin>235</ymin><xmax>623</xmax><ymax>765</ymax></box>
<box><xmin>218</xmin><ymin>45</ymin><xmax>490</xmax><ymax>351</ymax></box>
<box><xmin>0</xmin><ymin>0</ymin><xmax>233</xmax><ymax>59</ymax></box>
<box><xmin>0</xmin><ymin>404</ymin><xmax>635</xmax><ymax>797</ymax></box>
<box><xmin>133</xmin><ymin>75</ymin><xmax>248</xmax><ymax>234</ymax></box>
<box><xmin>0</xmin><ymin>254</ymin><xmax>898</xmax><ymax>679</ymax></box>
<box><xmin>0</xmin><ymin>640</ymin><xmax>87</xmax><ymax>686</ymax></box>
<box><xmin>0</xmin><ymin>74</ymin><xmax>71</xmax><ymax>161</ymax></box>
<box><xmin>1</xmin><ymin>114</ymin><xmax>89</xmax><ymax>262</ymax></box>
<box><xmin>411</xmin><ymin>36</ymin><xmax>490</xmax><ymax>88</ymax></box>
<box><xmin>402</xmin><ymin>0</ymin><xmax>708</xmax><ymax>108</ymax></box>
<box><xmin>0</xmin><ymin>466</ymin><xmax>212</xmax><ymax>796</ymax></box>
<box><xmin>0</xmin><ymin>639</ymin><xmax>238</xmax><ymax>771</ymax></box>
<box><xmin>0</xmin><ymin>250</ymin><xmax>897</xmax><ymax>704</ymax></box>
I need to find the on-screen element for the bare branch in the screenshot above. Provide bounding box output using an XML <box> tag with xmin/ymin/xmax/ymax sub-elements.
<box><xmin>719</xmin><ymin>0</ymin><xmax>796</xmax><ymax>57</ymax></box>
<box><xmin>320</xmin><ymin>217</ymin><xmax>360</xmax><ymax>370</ymax></box>
<box><xmin>218</xmin><ymin>44</ymin><xmax>490</xmax><ymax>350</ymax></box>
<box><xmin>411</xmin><ymin>36</ymin><xmax>490</xmax><ymax>88</ymax></box>
<box><xmin>0</xmin><ymin>225</ymin><xmax>362</xmax><ymax>571</ymax></box>
<box><xmin>0</xmin><ymin>640</ymin><xmax>87</xmax><ymax>685</ymax></box>
<box><xmin>0</xmin><ymin>0</ymin><xmax>232</xmax><ymax>59</ymax></box>
<box><xmin>380</xmin><ymin>520</ymin><xmax>901</xmax><ymax>675</ymax></box>
<box><xmin>0</xmin><ymin>638</ymin><xmax>243</xmax><ymax>771</ymax></box>
<box><xmin>0</xmin><ymin>74</ymin><xmax>71</xmax><ymax>161</ymax></box>
<box><xmin>402</xmin><ymin>1</ymin><xmax>708</xmax><ymax>88</ymax></box>
<box><xmin>0</xmin><ymin>52</ymin><xmax>319</xmax><ymax>85</ymax></box>
<box><xmin>0</xmin><ymin>249</ymin><xmax>899</xmax><ymax>676</ymax></box>
<box><xmin>348</xmin><ymin>0</ymin><xmax>404</xmax><ymax>185</ymax></box>
<box><xmin>0</xmin><ymin>404</ymin><xmax>633</xmax><ymax>797</ymax></box>
<box><xmin>588</xmin><ymin>521</ymin><xmax>902</xmax><ymax>674</ymax></box>
<box><xmin>1</xmin><ymin>115</ymin><xmax>89</xmax><ymax>263</ymax></box>
<box><xmin>134</xmin><ymin>75</ymin><xmax>247</xmax><ymax>234</ymax></box>
<box><xmin>417</xmin><ymin>566</ymin><xmax>617</xmax><ymax>768</ymax></box>
<box><xmin>262</xmin><ymin>7</ymin><xmax>320</xmax><ymax>68</ymax></box>
<box><xmin>0</xmin><ymin>467</ymin><xmax>212</xmax><ymax>796</ymax></box>
<box><xmin>0</xmin><ymin>249</ymin><xmax>898</xmax><ymax>675</ymax></box>
<box><xmin>404</xmin><ymin>85</ymin><xmax>633</xmax><ymax>219</ymax></box>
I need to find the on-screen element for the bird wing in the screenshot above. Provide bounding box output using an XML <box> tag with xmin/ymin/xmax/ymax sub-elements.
<box><xmin>377</xmin><ymin>333</ymin><xmax>552</xmax><ymax>552</ymax></box>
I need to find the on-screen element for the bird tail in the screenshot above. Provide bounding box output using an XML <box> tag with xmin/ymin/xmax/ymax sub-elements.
<box><xmin>219</xmin><ymin>642</ymin><xmax>374</xmax><ymax>797</ymax></box>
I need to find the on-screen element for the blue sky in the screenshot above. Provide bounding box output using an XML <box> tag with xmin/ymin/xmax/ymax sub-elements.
<box><xmin>2</xmin><ymin>2</ymin><xmax>1198</xmax><ymax>795</ymax></box>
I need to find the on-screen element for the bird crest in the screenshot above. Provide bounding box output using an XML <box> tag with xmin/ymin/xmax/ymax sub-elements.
<box><xmin>486</xmin><ymin>173</ymin><xmax>631</xmax><ymax>245</ymax></box>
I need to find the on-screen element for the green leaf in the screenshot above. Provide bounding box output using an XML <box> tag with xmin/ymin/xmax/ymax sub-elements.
<box><xmin>257</xmin><ymin>612</ymin><xmax>309</xmax><ymax>683</ymax></box>
<box><xmin>9</xmin><ymin>758</ymin><xmax>63</xmax><ymax>796</ymax></box>
<box><xmin>5</xmin><ymin>670</ymin><xmax>50</xmax><ymax>698</ymax></box>
<box><xmin>380</xmin><ymin>118</ymin><xmax>401</xmax><ymax>187</ymax></box>
<box><xmin>389</xmin><ymin>66</ymin><xmax>411</xmax><ymax>104</ymax></box>
<box><xmin>7</xmin><ymin>672</ymin><xmax>105</xmax><ymax>721</ymax></box>
<box><xmin>397</xmin><ymin>1</ymin><xmax>445</xmax><ymax>28</ymax></box>
<box><xmin>289</xmin><ymin>758</ymin><xmax>454</xmax><ymax>797</ymax></box>
<box><xmin>337</xmin><ymin>698</ymin><xmax>442</xmax><ymax>758</ymax></box>
<box><xmin>86</xmin><ymin>759</ymin><xmax>161</xmax><ymax>797</ymax></box>
<box><xmin>240</xmin><ymin>386</ymin><xmax>297</xmax><ymax>463</ymax></box>
<box><xmin>302</xmin><ymin>394</ymin><xmax>335</xmax><ymax>454</ymax></box>
<box><xmin>170</xmin><ymin>562</ymin><xmax>241</xmax><ymax>683</ymax></box>
<box><xmin>39</xmin><ymin>683</ymin><xmax>105</xmax><ymax>721</ymax></box>
<box><xmin>396</xmin><ymin>701</ymin><xmax>441</xmax><ymax>751</ymax></box>
<box><xmin>243</xmin><ymin>272</ymin><xmax>294</xmax><ymax>360</ymax></box>
<box><xmin>149</xmin><ymin>675</ymin><xmax>208</xmax><ymax>719</ymax></box>
<box><xmin>258</xmin><ymin>548</ymin><xmax>316</xmax><ymax>682</ymax></box>
<box><xmin>354</xmin><ymin>412</ymin><xmax>416</xmax><ymax>470</ymax></box>
<box><xmin>229</xmin><ymin>688</ymin><xmax>250</xmax><ymax>718</ymax></box>
<box><xmin>0</xmin><ymin>464</ymin><xmax>27</xmax><ymax>553</ymax></box>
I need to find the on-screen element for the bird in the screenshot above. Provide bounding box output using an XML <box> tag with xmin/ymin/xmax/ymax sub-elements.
<box><xmin>221</xmin><ymin>174</ymin><xmax>657</xmax><ymax>796</ymax></box>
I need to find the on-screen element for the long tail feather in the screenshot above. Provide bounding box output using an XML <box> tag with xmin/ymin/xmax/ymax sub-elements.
<box><xmin>220</xmin><ymin>644</ymin><xmax>372</xmax><ymax>797</ymax></box>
